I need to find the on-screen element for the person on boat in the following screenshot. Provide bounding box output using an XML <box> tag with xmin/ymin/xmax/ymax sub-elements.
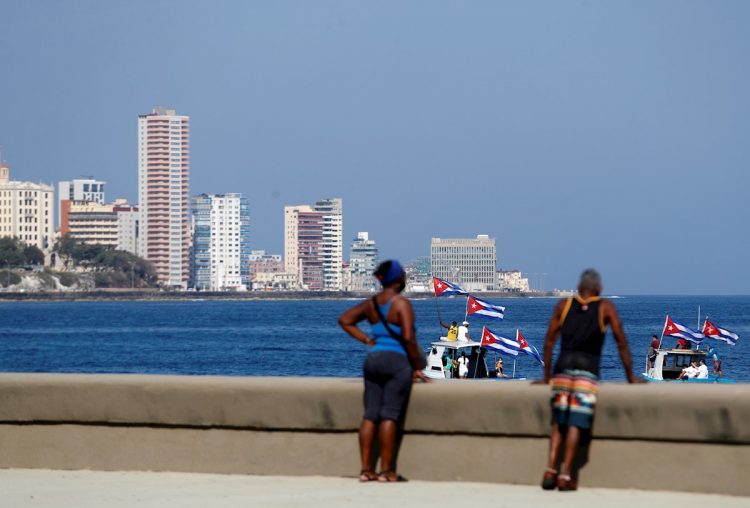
<box><xmin>647</xmin><ymin>335</ymin><xmax>659</xmax><ymax>369</ymax></box>
<box><xmin>678</xmin><ymin>361</ymin><xmax>699</xmax><ymax>380</ymax></box>
<box><xmin>457</xmin><ymin>351</ymin><xmax>469</xmax><ymax>379</ymax></box>
<box><xmin>338</xmin><ymin>259</ymin><xmax>429</xmax><ymax>483</ymax></box>
<box><xmin>538</xmin><ymin>269</ymin><xmax>639</xmax><ymax>492</ymax></box>
<box><xmin>457</xmin><ymin>321</ymin><xmax>472</xmax><ymax>342</ymax></box>
<box><xmin>706</xmin><ymin>345</ymin><xmax>723</xmax><ymax>377</ymax></box>
<box><xmin>495</xmin><ymin>358</ymin><xmax>507</xmax><ymax>378</ymax></box>
<box><xmin>443</xmin><ymin>354</ymin><xmax>455</xmax><ymax>377</ymax></box>
<box><xmin>696</xmin><ymin>359</ymin><xmax>709</xmax><ymax>379</ymax></box>
<box><xmin>676</xmin><ymin>337</ymin><xmax>688</xmax><ymax>350</ymax></box>
<box><xmin>439</xmin><ymin>320</ymin><xmax>459</xmax><ymax>341</ymax></box>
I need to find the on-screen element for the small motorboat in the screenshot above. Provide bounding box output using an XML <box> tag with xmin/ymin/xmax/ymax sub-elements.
<box><xmin>423</xmin><ymin>339</ymin><xmax>488</xmax><ymax>380</ymax></box>
<box><xmin>642</xmin><ymin>348</ymin><xmax>734</xmax><ymax>383</ymax></box>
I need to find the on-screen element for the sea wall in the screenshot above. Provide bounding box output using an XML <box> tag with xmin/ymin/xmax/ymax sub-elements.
<box><xmin>0</xmin><ymin>374</ymin><xmax>747</xmax><ymax>495</ymax></box>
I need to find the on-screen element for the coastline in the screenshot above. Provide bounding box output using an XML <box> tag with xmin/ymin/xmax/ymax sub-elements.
<box><xmin>0</xmin><ymin>289</ymin><xmax>571</xmax><ymax>302</ymax></box>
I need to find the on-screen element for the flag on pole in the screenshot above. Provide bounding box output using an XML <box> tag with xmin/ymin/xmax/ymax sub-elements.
<box><xmin>702</xmin><ymin>319</ymin><xmax>739</xmax><ymax>346</ymax></box>
<box><xmin>480</xmin><ymin>327</ymin><xmax>519</xmax><ymax>356</ymax></box>
<box><xmin>516</xmin><ymin>330</ymin><xmax>544</xmax><ymax>366</ymax></box>
<box><xmin>466</xmin><ymin>295</ymin><xmax>505</xmax><ymax>320</ymax></box>
<box><xmin>662</xmin><ymin>315</ymin><xmax>705</xmax><ymax>344</ymax></box>
<box><xmin>432</xmin><ymin>277</ymin><xmax>468</xmax><ymax>297</ymax></box>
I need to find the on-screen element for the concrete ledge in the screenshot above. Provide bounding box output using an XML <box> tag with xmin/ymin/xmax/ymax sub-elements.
<box><xmin>0</xmin><ymin>374</ymin><xmax>748</xmax><ymax>495</ymax></box>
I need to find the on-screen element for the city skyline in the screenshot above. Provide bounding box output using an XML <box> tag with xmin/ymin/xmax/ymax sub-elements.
<box><xmin>1</xmin><ymin>2</ymin><xmax>748</xmax><ymax>294</ymax></box>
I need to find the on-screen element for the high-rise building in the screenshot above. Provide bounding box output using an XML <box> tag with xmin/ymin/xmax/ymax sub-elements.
<box><xmin>430</xmin><ymin>235</ymin><xmax>498</xmax><ymax>292</ymax></box>
<box><xmin>283</xmin><ymin>205</ymin><xmax>312</xmax><ymax>275</ymax></box>
<box><xmin>138</xmin><ymin>106</ymin><xmax>190</xmax><ymax>289</ymax></box>
<box><xmin>313</xmin><ymin>198</ymin><xmax>343</xmax><ymax>290</ymax></box>
<box><xmin>58</xmin><ymin>178</ymin><xmax>105</xmax><ymax>227</ymax></box>
<box><xmin>189</xmin><ymin>193</ymin><xmax>250</xmax><ymax>291</ymax></box>
<box><xmin>297</xmin><ymin>210</ymin><xmax>324</xmax><ymax>290</ymax></box>
<box><xmin>0</xmin><ymin>162</ymin><xmax>54</xmax><ymax>252</ymax></box>
<box><xmin>349</xmin><ymin>232</ymin><xmax>378</xmax><ymax>292</ymax></box>
<box><xmin>116</xmin><ymin>205</ymin><xmax>139</xmax><ymax>255</ymax></box>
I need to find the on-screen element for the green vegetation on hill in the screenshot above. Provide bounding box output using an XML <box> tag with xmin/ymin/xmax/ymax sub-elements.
<box><xmin>54</xmin><ymin>234</ymin><xmax>158</xmax><ymax>288</ymax></box>
<box><xmin>0</xmin><ymin>237</ymin><xmax>44</xmax><ymax>267</ymax></box>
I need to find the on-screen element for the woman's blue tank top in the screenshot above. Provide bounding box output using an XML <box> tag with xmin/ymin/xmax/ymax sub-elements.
<box><xmin>370</xmin><ymin>300</ymin><xmax>407</xmax><ymax>356</ymax></box>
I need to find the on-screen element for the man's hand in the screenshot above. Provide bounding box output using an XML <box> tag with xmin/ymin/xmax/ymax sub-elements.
<box><xmin>531</xmin><ymin>378</ymin><xmax>550</xmax><ymax>385</ymax></box>
<box><xmin>413</xmin><ymin>370</ymin><xmax>431</xmax><ymax>383</ymax></box>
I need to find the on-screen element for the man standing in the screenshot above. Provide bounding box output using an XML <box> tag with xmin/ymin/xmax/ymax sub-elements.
<box><xmin>539</xmin><ymin>269</ymin><xmax>639</xmax><ymax>491</ymax></box>
<box><xmin>706</xmin><ymin>344</ymin><xmax>722</xmax><ymax>377</ymax></box>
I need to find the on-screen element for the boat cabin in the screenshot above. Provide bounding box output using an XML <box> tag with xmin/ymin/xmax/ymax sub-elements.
<box><xmin>646</xmin><ymin>348</ymin><xmax>707</xmax><ymax>381</ymax></box>
<box><xmin>423</xmin><ymin>340</ymin><xmax>488</xmax><ymax>380</ymax></box>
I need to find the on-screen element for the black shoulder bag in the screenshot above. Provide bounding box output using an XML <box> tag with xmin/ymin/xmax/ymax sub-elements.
<box><xmin>371</xmin><ymin>296</ymin><xmax>426</xmax><ymax>370</ymax></box>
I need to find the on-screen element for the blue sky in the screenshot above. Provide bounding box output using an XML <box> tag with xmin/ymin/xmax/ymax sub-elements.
<box><xmin>0</xmin><ymin>1</ymin><xmax>748</xmax><ymax>294</ymax></box>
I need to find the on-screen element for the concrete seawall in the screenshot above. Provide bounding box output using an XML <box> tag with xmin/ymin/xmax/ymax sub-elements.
<box><xmin>0</xmin><ymin>374</ymin><xmax>747</xmax><ymax>495</ymax></box>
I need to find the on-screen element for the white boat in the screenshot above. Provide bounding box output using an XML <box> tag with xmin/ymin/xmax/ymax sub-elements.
<box><xmin>642</xmin><ymin>348</ymin><xmax>734</xmax><ymax>383</ymax></box>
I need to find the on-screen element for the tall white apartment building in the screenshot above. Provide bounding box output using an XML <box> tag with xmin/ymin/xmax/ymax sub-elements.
<box><xmin>138</xmin><ymin>106</ymin><xmax>190</xmax><ymax>289</ymax></box>
<box><xmin>58</xmin><ymin>178</ymin><xmax>105</xmax><ymax>227</ymax></box>
<box><xmin>314</xmin><ymin>198</ymin><xmax>343</xmax><ymax>290</ymax></box>
<box><xmin>283</xmin><ymin>205</ymin><xmax>313</xmax><ymax>275</ymax></box>
<box><xmin>0</xmin><ymin>162</ymin><xmax>55</xmax><ymax>252</ymax></box>
<box><xmin>430</xmin><ymin>235</ymin><xmax>498</xmax><ymax>292</ymax></box>
<box><xmin>190</xmin><ymin>193</ymin><xmax>250</xmax><ymax>291</ymax></box>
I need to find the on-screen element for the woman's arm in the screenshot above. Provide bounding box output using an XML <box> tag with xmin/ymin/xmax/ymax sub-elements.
<box><xmin>394</xmin><ymin>297</ymin><xmax>429</xmax><ymax>382</ymax></box>
<box><xmin>338</xmin><ymin>300</ymin><xmax>374</xmax><ymax>346</ymax></box>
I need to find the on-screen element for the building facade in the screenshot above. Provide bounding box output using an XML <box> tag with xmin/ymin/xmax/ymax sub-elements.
<box><xmin>0</xmin><ymin>162</ymin><xmax>55</xmax><ymax>252</ymax></box>
<box><xmin>297</xmin><ymin>210</ymin><xmax>324</xmax><ymax>290</ymax></box>
<box><xmin>60</xmin><ymin>199</ymin><xmax>138</xmax><ymax>250</ymax></box>
<box><xmin>498</xmin><ymin>270</ymin><xmax>530</xmax><ymax>293</ymax></box>
<box><xmin>283</xmin><ymin>205</ymin><xmax>312</xmax><ymax>275</ymax></box>
<box><xmin>349</xmin><ymin>231</ymin><xmax>378</xmax><ymax>292</ymax></box>
<box><xmin>190</xmin><ymin>193</ymin><xmax>250</xmax><ymax>291</ymax></box>
<box><xmin>313</xmin><ymin>198</ymin><xmax>343</xmax><ymax>290</ymax></box>
<box><xmin>138</xmin><ymin>106</ymin><xmax>190</xmax><ymax>289</ymax></box>
<box><xmin>430</xmin><ymin>235</ymin><xmax>498</xmax><ymax>292</ymax></box>
<box><xmin>58</xmin><ymin>178</ymin><xmax>105</xmax><ymax>227</ymax></box>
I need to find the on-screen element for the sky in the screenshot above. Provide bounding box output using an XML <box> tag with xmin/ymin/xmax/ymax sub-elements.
<box><xmin>0</xmin><ymin>1</ymin><xmax>748</xmax><ymax>294</ymax></box>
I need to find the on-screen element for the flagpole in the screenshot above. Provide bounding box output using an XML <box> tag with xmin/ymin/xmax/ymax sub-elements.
<box><xmin>464</xmin><ymin>295</ymin><xmax>469</xmax><ymax>323</ymax></box>
<box><xmin>696</xmin><ymin>305</ymin><xmax>701</xmax><ymax>350</ymax></box>
<box><xmin>657</xmin><ymin>315</ymin><xmax>668</xmax><ymax>350</ymax></box>
<box><xmin>512</xmin><ymin>359</ymin><xmax>516</xmax><ymax>379</ymax></box>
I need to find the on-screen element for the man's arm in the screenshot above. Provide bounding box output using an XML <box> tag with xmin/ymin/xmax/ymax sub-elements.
<box><xmin>603</xmin><ymin>300</ymin><xmax>639</xmax><ymax>383</ymax></box>
<box><xmin>541</xmin><ymin>299</ymin><xmax>566</xmax><ymax>383</ymax></box>
<box><xmin>439</xmin><ymin>320</ymin><xmax>449</xmax><ymax>329</ymax></box>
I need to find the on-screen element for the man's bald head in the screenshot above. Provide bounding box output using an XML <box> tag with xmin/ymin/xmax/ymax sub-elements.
<box><xmin>578</xmin><ymin>269</ymin><xmax>602</xmax><ymax>295</ymax></box>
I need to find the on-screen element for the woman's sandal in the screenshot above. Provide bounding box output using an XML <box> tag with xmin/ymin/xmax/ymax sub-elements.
<box><xmin>541</xmin><ymin>468</ymin><xmax>558</xmax><ymax>490</ymax></box>
<box><xmin>557</xmin><ymin>474</ymin><xmax>577</xmax><ymax>491</ymax></box>
<box><xmin>377</xmin><ymin>470</ymin><xmax>408</xmax><ymax>482</ymax></box>
<box><xmin>358</xmin><ymin>469</ymin><xmax>378</xmax><ymax>482</ymax></box>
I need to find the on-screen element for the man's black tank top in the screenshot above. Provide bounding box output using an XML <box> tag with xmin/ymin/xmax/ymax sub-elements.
<box><xmin>554</xmin><ymin>296</ymin><xmax>607</xmax><ymax>376</ymax></box>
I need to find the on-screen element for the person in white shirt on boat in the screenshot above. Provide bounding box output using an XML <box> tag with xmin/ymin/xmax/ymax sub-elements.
<box><xmin>677</xmin><ymin>361</ymin><xmax>699</xmax><ymax>380</ymax></box>
<box><xmin>457</xmin><ymin>321</ymin><xmax>471</xmax><ymax>342</ymax></box>
<box><xmin>457</xmin><ymin>352</ymin><xmax>469</xmax><ymax>379</ymax></box>
<box><xmin>696</xmin><ymin>359</ymin><xmax>709</xmax><ymax>379</ymax></box>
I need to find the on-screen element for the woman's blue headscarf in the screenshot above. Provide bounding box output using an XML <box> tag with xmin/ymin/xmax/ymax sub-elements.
<box><xmin>379</xmin><ymin>260</ymin><xmax>405</xmax><ymax>286</ymax></box>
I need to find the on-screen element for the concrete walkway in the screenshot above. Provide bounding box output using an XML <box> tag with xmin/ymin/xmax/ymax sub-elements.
<box><xmin>0</xmin><ymin>470</ymin><xmax>746</xmax><ymax>507</ymax></box>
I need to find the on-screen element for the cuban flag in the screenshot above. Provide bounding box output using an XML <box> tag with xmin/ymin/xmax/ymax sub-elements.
<box><xmin>702</xmin><ymin>319</ymin><xmax>739</xmax><ymax>346</ymax></box>
<box><xmin>662</xmin><ymin>315</ymin><xmax>705</xmax><ymax>343</ymax></box>
<box><xmin>433</xmin><ymin>277</ymin><xmax>468</xmax><ymax>297</ymax></box>
<box><xmin>516</xmin><ymin>330</ymin><xmax>544</xmax><ymax>366</ymax></box>
<box><xmin>480</xmin><ymin>327</ymin><xmax>519</xmax><ymax>357</ymax></box>
<box><xmin>466</xmin><ymin>295</ymin><xmax>505</xmax><ymax>320</ymax></box>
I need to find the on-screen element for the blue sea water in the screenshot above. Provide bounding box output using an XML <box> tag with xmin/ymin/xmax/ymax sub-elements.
<box><xmin>0</xmin><ymin>296</ymin><xmax>747</xmax><ymax>381</ymax></box>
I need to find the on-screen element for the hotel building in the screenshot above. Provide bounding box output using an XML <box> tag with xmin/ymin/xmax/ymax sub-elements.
<box><xmin>138</xmin><ymin>106</ymin><xmax>190</xmax><ymax>289</ymax></box>
<box><xmin>283</xmin><ymin>205</ymin><xmax>324</xmax><ymax>290</ymax></box>
<box><xmin>190</xmin><ymin>193</ymin><xmax>250</xmax><ymax>291</ymax></box>
<box><xmin>0</xmin><ymin>162</ymin><xmax>55</xmax><ymax>252</ymax></box>
<box><xmin>314</xmin><ymin>198</ymin><xmax>343</xmax><ymax>290</ymax></box>
<box><xmin>430</xmin><ymin>235</ymin><xmax>498</xmax><ymax>292</ymax></box>
<box><xmin>58</xmin><ymin>178</ymin><xmax>105</xmax><ymax>227</ymax></box>
<box><xmin>60</xmin><ymin>199</ymin><xmax>138</xmax><ymax>253</ymax></box>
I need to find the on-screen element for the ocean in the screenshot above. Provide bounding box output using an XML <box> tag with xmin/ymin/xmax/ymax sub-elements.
<box><xmin>0</xmin><ymin>295</ymin><xmax>747</xmax><ymax>381</ymax></box>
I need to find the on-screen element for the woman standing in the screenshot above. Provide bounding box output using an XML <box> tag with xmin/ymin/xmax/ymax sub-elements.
<box><xmin>338</xmin><ymin>260</ymin><xmax>429</xmax><ymax>482</ymax></box>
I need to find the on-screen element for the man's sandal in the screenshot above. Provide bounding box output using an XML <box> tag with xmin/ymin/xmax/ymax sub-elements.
<box><xmin>358</xmin><ymin>469</ymin><xmax>378</xmax><ymax>482</ymax></box>
<box><xmin>541</xmin><ymin>468</ymin><xmax>558</xmax><ymax>490</ymax></box>
<box><xmin>377</xmin><ymin>470</ymin><xmax>408</xmax><ymax>482</ymax></box>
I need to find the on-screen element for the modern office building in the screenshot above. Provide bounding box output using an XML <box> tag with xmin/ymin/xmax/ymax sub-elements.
<box><xmin>58</xmin><ymin>178</ymin><xmax>105</xmax><ymax>227</ymax></box>
<box><xmin>313</xmin><ymin>198</ymin><xmax>343</xmax><ymax>290</ymax></box>
<box><xmin>0</xmin><ymin>162</ymin><xmax>55</xmax><ymax>252</ymax></box>
<box><xmin>138</xmin><ymin>106</ymin><xmax>190</xmax><ymax>289</ymax></box>
<box><xmin>349</xmin><ymin>232</ymin><xmax>378</xmax><ymax>292</ymax></box>
<box><xmin>430</xmin><ymin>235</ymin><xmax>498</xmax><ymax>292</ymax></box>
<box><xmin>189</xmin><ymin>193</ymin><xmax>250</xmax><ymax>291</ymax></box>
<box><xmin>60</xmin><ymin>199</ymin><xmax>138</xmax><ymax>251</ymax></box>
